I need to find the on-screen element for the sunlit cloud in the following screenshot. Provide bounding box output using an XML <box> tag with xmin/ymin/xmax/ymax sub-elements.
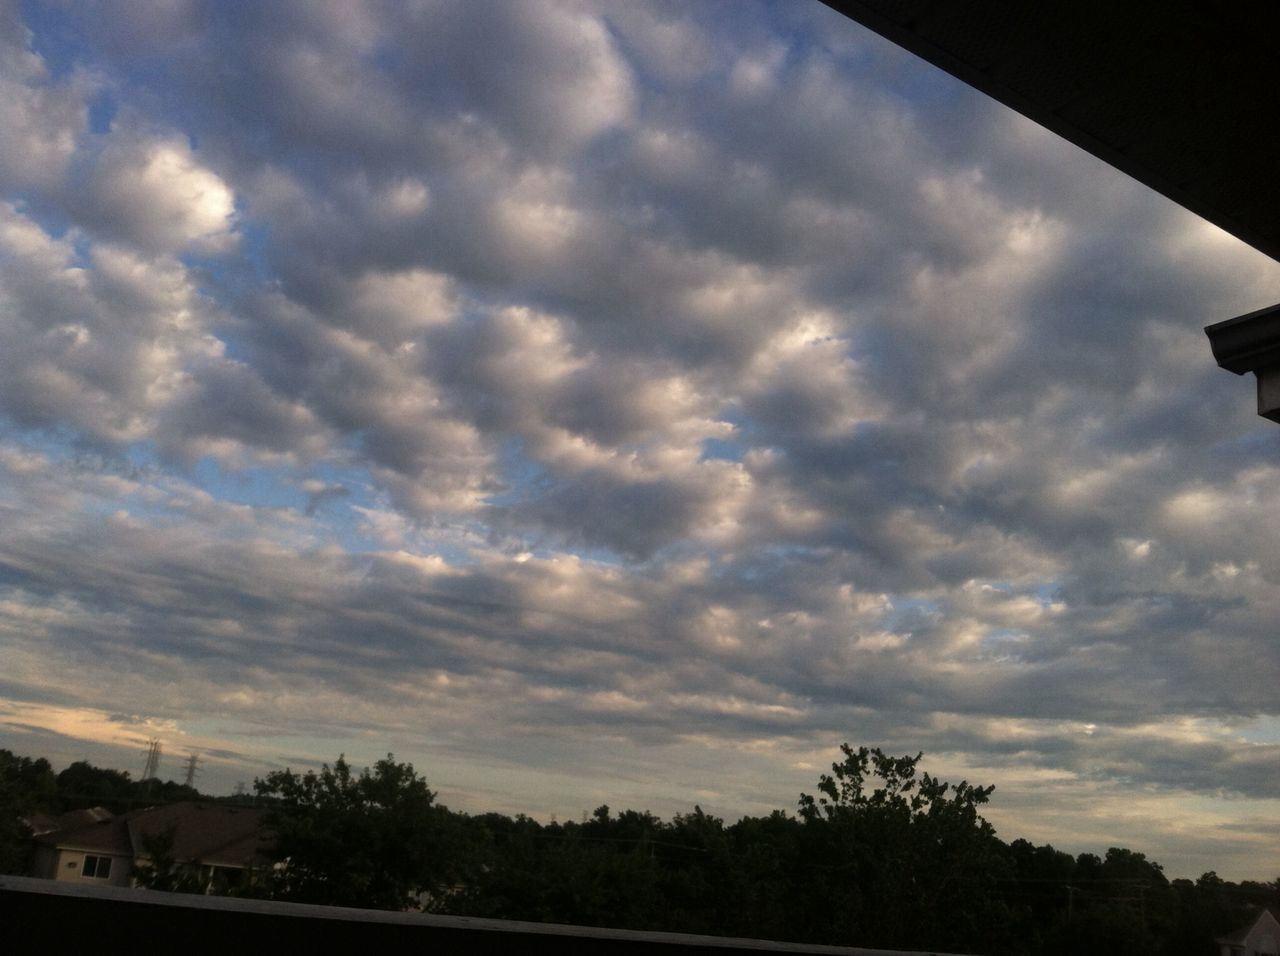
<box><xmin>1</xmin><ymin>0</ymin><xmax>1279</xmax><ymax>881</ymax></box>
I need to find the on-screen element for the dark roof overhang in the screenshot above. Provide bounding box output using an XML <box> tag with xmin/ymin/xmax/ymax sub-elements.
<box><xmin>819</xmin><ymin>1</ymin><xmax>1280</xmax><ymax>421</ymax></box>
<box><xmin>1205</xmin><ymin>305</ymin><xmax>1280</xmax><ymax>376</ymax></box>
<box><xmin>1206</xmin><ymin>304</ymin><xmax>1280</xmax><ymax>422</ymax></box>
<box><xmin>819</xmin><ymin>1</ymin><xmax>1280</xmax><ymax>264</ymax></box>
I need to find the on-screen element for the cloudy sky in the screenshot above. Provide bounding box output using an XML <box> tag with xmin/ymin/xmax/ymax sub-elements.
<box><xmin>3</xmin><ymin>0</ymin><xmax>1280</xmax><ymax>879</ymax></box>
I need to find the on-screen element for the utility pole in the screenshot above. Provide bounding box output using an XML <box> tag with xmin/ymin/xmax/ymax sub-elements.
<box><xmin>182</xmin><ymin>752</ymin><xmax>200</xmax><ymax>789</ymax></box>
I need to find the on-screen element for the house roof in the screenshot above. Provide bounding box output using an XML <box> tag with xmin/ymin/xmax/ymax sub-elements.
<box><xmin>819</xmin><ymin>2</ymin><xmax>1280</xmax><ymax>264</ymax></box>
<box><xmin>126</xmin><ymin>802</ymin><xmax>268</xmax><ymax>869</ymax></box>
<box><xmin>26</xmin><ymin>806</ymin><xmax>113</xmax><ymax>837</ymax></box>
<box><xmin>35</xmin><ymin>812</ymin><xmax>132</xmax><ymax>857</ymax></box>
<box><xmin>819</xmin><ymin>2</ymin><xmax>1280</xmax><ymax>420</ymax></box>
<box><xmin>35</xmin><ymin>802</ymin><xmax>268</xmax><ymax>869</ymax></box>
<box><xmin>1216</xmin><ymin>908</ymin><xmax>1280</xmax><ymax>946</ymax></box>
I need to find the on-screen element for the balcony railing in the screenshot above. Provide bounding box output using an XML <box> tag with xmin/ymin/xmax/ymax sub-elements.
<box><xmin>2</xmin><ymin>874</ymin><xmax>972</xmax><ymax>955</ymax></box>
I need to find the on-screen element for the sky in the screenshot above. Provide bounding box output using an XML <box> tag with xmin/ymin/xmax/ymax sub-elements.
<box><xmin>2</xmin><ymin>0</ymin><xmax>1279</xmax><ymax>881</ymax></box>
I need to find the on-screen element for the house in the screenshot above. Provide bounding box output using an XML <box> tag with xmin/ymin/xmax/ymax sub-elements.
<box><xmin>1217</xmin><ymin>909</ymin><xmax>1280</xmax><ymax>956</ymax></box>
<box><xmin>30</xmin><ymin>802</ymin><xmax>268</xmax><ymax>893</ymax></box>
<box><xmin>30</xmin><ymin>807</ymin><xmax>134</xmax><ymax>887</ymax></box>
<box><xmin>26</xmin><ymin>805</ymin><xmax>115</xmax><ymax>837</ymax></box>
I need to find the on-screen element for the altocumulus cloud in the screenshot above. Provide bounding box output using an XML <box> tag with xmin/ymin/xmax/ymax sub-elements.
<box><xmin>1</xmin><ymin>0</ymin><xmax>1279</xmax><ymax>879</ymax></box>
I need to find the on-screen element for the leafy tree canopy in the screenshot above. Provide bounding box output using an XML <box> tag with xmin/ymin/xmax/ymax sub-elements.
<box><xmin>254</xmin><ymin>753</ymin><xmax>458</xmax><ymax>911</ymax></box>
<box><xmin>796</xmin><ymin>744</ymin><xmax>1010</xmax><ymax>951</ymax></box>
<box><xmin>799</xmin><ymin>743</ymin><xmax>995</xmax><ymax>825</ymax></box>
<box><xmin>0</xmin><ymin>749</ymin><xmax>56</xmax><ymax>873</ymax></box>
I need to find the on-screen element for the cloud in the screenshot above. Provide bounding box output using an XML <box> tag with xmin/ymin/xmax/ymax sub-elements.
<box><xmin>301</xmin><ymin>480</ymin><xmax>350</xmax><ymax>516</ymax></box>
<box><xmin>2</xmin><ymin>0</ymin><xmax>1280</xmax><ymax>879</ymax></box>
<box><xmin>0</xmin><ymin>205</ymin><xmax>221</xmax><ymax>444</ymax></box>
<box><xmin>392</xmin><ymin>0</ymin><xmax>636</xmax><ymax>158</ymax></box>
<box><xmin>83</xmin><ymin>129</ymin><xmax>237</xmax><ymax>254</ymax></box>
<box><xmin>0</xmin><ymin>5</ymin><xmax>88</xmax><ymax>192</ymax></box>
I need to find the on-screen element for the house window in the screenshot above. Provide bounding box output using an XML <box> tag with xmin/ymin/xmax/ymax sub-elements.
<box><xmin>82</xmin><ymin>855</ymin><xmax>112</xmax><ymax>879</ymax></box>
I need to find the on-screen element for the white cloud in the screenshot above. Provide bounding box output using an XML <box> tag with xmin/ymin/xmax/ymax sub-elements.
<box><xmin>87</xmin><ymin>132</ymin><xmax>237</xmax><ymax>254</ymax></box>
<box><xmin>3</xmin><ymin>0</ymin><xmax>1280</xmax><ymax>881</ymax></box>
<box><xmin>0</xmin><ymin>205</ymin><xmax>221</xmax><ymax>443</ymax></box>
<box><xmin>0</xmin><ymin>13</ymin><xmax>87</xmax><ymax>191</ymax></box>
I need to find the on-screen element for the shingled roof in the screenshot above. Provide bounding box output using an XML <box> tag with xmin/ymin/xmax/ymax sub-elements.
<box><xmin>1216</xmin><ymin>909</ymin><xmax>1280</xmax><ymax>951</ymax></box>
<box><xmin>126</xmin><ymin>802</ymin><xmax>269</xmax><ymax>868</ymax></box>
<box><xmin>36</xmin><ymin>802</ymin><xmax>268</xmax><ymax>870</ymax></box>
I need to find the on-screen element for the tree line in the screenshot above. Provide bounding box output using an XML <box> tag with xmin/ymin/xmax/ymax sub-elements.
<box><xmin>2</xmin><ymin>744</ymin><xmax>1275</xmax><ymax>954</ymax></box>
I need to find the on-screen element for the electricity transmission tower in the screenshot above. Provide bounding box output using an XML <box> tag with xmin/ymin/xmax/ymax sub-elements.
<box><xmin>141</xmin><ymin>738</ymin><xmax>162</xmax><ymax>781</ymax></box>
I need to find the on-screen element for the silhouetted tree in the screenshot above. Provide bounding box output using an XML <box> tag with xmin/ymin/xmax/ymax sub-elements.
<box><xmin>131</xmin><ymin>825</ymin><xmax>204</xmax><ymax>893</ymax></box>
<box><xmin>0</xmin><ymin>750</ymin><xmax>56</xmax><ymax>873</ymax></box>
<box><xmin>55</xmin><ymin>760</ymin><xmax>134</xmax><ymax>810</ymax></box>
<box><xmin>796</xmin><ymin>744</ymin><xmax>1014</xmax><ymax>952</ymax></box>
<box><xmin>254</xmin><ymin>754</ymin><xmax>461</xmax><ymax>910</ymax></box>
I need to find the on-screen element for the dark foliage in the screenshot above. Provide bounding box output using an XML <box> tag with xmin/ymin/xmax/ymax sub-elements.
<box><xmin>0</xmin><ymin>749</ymin><xmax>56</xmax><ymax>873</ymax></box>
<box><xmin>131</xmin><ymin>825</ymin><xmax>204</xmax><ymax>893</ymax></box>
<box><xmin>253</xmin><ymin>754</ymin><xmax>465</xmax><ymax>910</ymax></box>
<box><xmin>3</xmin><ymin>743</ymin><xmax>1276</xmax><ymax>954</ymax></box>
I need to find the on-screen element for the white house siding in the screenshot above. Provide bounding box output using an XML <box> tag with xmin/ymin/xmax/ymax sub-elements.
<box><xmin>49</xmin><ymin>848</ymin><xmax>132</xmax><ymax>887</ymax></box>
